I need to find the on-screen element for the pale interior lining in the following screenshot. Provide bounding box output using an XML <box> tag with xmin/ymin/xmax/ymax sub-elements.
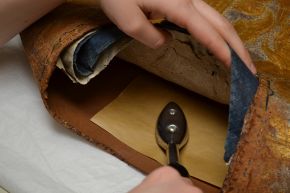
<box><xmin>91</xmin><ymin>74</ymin><xmax>228</xmax><ymax>187</ymax></box>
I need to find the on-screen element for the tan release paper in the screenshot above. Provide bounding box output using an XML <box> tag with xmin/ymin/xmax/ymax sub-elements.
<box><xmin>91</xmin><ymin>74</ymin><xmax>228</xmax><ymax>187</ymax></box>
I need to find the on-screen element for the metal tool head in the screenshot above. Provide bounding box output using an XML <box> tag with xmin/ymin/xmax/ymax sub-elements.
<box><xmin>156</xmin><ymin>102</ymin><xmax>188</xmax><ymax>150</ymax></box>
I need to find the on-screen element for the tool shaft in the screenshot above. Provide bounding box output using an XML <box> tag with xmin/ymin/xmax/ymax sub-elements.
<box><xmin>167</xmin><ymin>143</ymin><xmax>179</xmax><ymax>164</ymax></box>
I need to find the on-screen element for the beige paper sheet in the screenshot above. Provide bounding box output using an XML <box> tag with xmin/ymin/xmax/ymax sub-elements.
<box><xmin>91</xmin><ymin>74</ymin><xmax>228</xmax><ymax>187</ymax></box>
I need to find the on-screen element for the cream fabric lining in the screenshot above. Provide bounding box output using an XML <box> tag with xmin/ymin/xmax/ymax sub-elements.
<box><xmin>91</xmin><ymin>74</ymin><xmax>228</xmax><ymax>187</ymax></box>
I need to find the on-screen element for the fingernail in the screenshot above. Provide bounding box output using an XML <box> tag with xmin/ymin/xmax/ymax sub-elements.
<box><xmin>153</xmin><ymin>38</ymin><xmax>166</xmax><ymax>48</ymax></box>
<box><xmin>153</xmin><ymin>31</ymin><xmax>172</xmax><ymax>48</ymax></box>
<box><xmin>248</xmin><ymin>61</ymin><xmax>257</xmax><ymax>75</ymax></box>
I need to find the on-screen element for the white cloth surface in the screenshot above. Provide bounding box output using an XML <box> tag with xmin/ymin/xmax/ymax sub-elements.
<box><xmin>0</xmin><ymin>36</ymin><xmax>144</xmax><ymax>193</ymax></box>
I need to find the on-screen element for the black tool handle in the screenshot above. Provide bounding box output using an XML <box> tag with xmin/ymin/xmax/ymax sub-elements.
<box><xmin>169</xmin><ymin>162</ymin><xmax>190</xmax><ymax>178</ymax></box>
<box><xmin>155</xmin><ymin>20</ymin><xmax>189</xmax><ymax>34</ymax></box>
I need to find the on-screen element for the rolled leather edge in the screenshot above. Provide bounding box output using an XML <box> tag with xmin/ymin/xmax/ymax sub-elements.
<box><xmin>21</xmin><ymin>3</ymin><xmax>109</xmax><ymax>105</ymax></box>
<box><xmin>58</xmin><ymin>29</ymin><xmax>132</xmax><ymax>84</ymax></box>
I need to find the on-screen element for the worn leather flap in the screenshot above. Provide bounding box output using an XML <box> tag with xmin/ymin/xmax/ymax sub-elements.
<box><xmin>21</xmin><ymin>4</ymin><xmax>109</xmax><ymax>105</ymax></box>
<box><xmin>20</xmin><ymin>2</ymin><xmax>290</xmax><ymax>193</ymax></box>
<box><xmin>21</xmin><ymin>3</ymin><xmax>220</xmax><ymax>193</ymax></box>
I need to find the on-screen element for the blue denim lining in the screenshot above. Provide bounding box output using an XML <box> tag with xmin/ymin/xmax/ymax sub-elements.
<box><xmin>224</xmin><ymin>49</ymin><xmax>259</xmax><ymax>162</ymax></box>
<box><xmin>73</xmin><ymin>26</ymin><xmax>126</xmax><ymax>77</ymax></box>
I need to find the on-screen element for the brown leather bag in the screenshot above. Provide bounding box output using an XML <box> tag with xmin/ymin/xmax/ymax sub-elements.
<box><xmin>21</xmin><ymin>2</ymin><xmax>290</xmax><ymax>193</ymax></box>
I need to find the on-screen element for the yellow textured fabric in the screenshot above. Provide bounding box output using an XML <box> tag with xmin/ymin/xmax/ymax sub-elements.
<box><xmin>207</xmin><ymin>0</ymin><xmax>290</xmax><ymax>81</ymax></box>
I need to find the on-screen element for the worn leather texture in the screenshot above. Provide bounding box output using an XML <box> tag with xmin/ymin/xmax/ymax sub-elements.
<box><xmin>21</xmin><ymin>4</ymin><xmax>220</xmax><ymax>193</ymax></box>
<box><xmin>223</xmin><ymin>78</ymin><xmax>290</xmax><ymax>193</ymax></box>
<box><xmin>21</xmin><ymin>1</ymin><xmax>290</xmax><ymax>192</ymax></box>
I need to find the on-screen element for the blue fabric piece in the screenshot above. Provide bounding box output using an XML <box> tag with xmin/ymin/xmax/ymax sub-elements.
<box><xmin>224</xmin><ymin>50</ymin><xmax>259</xmax><ymax>162</ymax></box>
<box><xmin>73</xmin><ymin>26</ymin><xmax>126</xmax><ymax>77</ymax></box>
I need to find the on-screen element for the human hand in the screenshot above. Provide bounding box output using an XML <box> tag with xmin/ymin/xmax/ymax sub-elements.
<box><xmin>128</xmin><ymin>166</ymin><xmax>202</xmax><ymax>193</ymax></box>
<box><xmin>100</xmin><ymin>0</ymin><xmax>256</xmax><ymax>74</ymax></box>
